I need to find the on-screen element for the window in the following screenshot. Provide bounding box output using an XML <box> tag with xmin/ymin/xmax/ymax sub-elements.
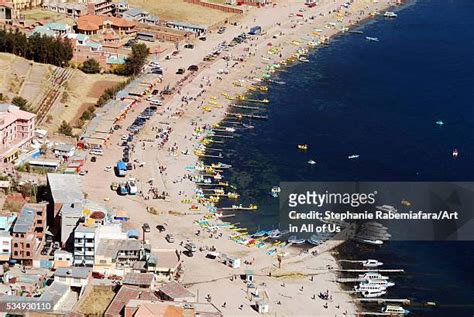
<box><xmin>26</xmin><ymin>251</ymin><xmax>30</xmax><ymax>256</ymax></box>
<box><xmin>14</xmin><ymin>251</ymin><xmax>18</xmax><ymax>256</ymax></box>
<box><xmin>26</xmin><ymin>243</ymin><xmax>30</xmax><ymax>248</ymax></box>
<box><xmin>13</xmin><ymin>243</ymin><xmax>18</xmax><ymax>248</ymax></box>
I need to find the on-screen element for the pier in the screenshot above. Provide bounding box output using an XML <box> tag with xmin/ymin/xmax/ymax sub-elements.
<box><xmin>335</xmin><ymin>269</ymin><xmax>404</xmax><ymax>273</ymax></box>
<box><xmin>355</xmin><ymin>298</ymin><xmax>411</xmax><ymax>305</ymax></box>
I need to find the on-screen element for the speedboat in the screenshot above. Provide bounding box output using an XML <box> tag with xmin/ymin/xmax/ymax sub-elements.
<box><xmin>298</xmin><ymin>144</ymin><xmax>308</xmax><ymax>150</ymax></box>
<box><xmin>299</xmin><ymin>56</ymin><xmax>310</xmax><ymax>63</ymax></box>
<box><xmin>242</xmin><ymin>123</ymin><xmax>254</xmax><ymax>129</ymax></box>
<box><xmin>252</xmin><ymin>230</ymin><xmax>267</xmax><ymax>238</ymax></box>
<box><xmin>365</xmin><ymin>36</ymin><xmax>379</xmax><ymax>42</ymax></box>
<box><xmin>270</xmin><ymin>186</ymin><xmax>281</xmax><ymax>198</ymax></box>
<box><xmin>376</xmin><ymin>205</ymin><xmax>398</xmax><ymax>213</ymax></box>
<box><xmin>354</xmin><ymin>237</ymin><xmax>383</xmax><ymax>245</ymax></box>
<box><xmin>360</xmin><ymin>289</ymin><xmax>386</xmax><ymax>298</ymax></box>
<box><xmin>362</xmin><ymin>259</ymin><xmax>383</xmax><ymax>268</ymax></box>
<box><xmin>382</xmin><ymin>305</ymin><xmax>410</xmax><ymax>315</ymax></box>
<box><xmin>307</xmin><ymin>234</ymin><xmax>324</xmax><ymax>246</ymax></box>
<box><xmin>358</xmin><ymin>272</ymin><xmax>389</xmax><ymax>281</ymax></box>
<box><xmin>288</xmin><ymin>235</ymin><xmax>306</xmax><ymax>244</ymax></box>
<box><xmin>384</xmin><ymin>11</ymin><xmax>398</xmax><ymax>18</ymax></box>
<box><xmin>307</xmin><ymin>160</ymin><xmax>316</xmax><ymax>165</ymax></box>
<box><xmin>348</xmin><ymin>154</ymin><xmax>359</xmax><ymax>159</ymax></box>
<box><xmin>435</xmin><ymin>120</ymin><xmax>444</xmax><ymax>126</ymax></box>
<box><xmin>452</xmin><ymin>148</ymin><xmax>459</xmax><ymax>157</ymax></box>
<box><xmin>359</xmin><ymin>280</ymin><xmax>395</xmax><ymax>288</ymax></box>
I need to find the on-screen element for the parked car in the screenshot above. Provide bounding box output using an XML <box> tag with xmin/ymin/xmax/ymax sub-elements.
<box><xmin>104</xmin><ymin>166</ymin><xmax>112</xmax><ymax>172</ymax></box>
<box><xmin>184</xmin><ymin>43</ymin><xmax>194</xmax><ymax>49</ymax></box>
<box><xmin>142</xmin><ymin>223</ymin><xmax>151</xmax><ymax>232</ymax></box>
<box><xmin>184</xmin><ymin>243</ymin><xmax>197</xmax><ymax>252</ymax></box>
<box><xmin>176</xmin><ymin>68</ymin><xmax>185</xmax><ymax>75</ymax></box>
<box><xmin>90</xmin><ymin>156</ymin><xmax>97</xmax><ymax>162</ymax></box>
<box><xmin>156</xmin><ymin>224</ymin><xmax>166</xmax><ymax>232</ymax></box>
<box><xmin>92</xmin><ymin>272</ymin><xmax>105</xmax><ymax>279</ymax></box>
<box><xmin>165</xmin><ymin>234</ymin><xmax>175</xmax><ymax>243</ymax></box>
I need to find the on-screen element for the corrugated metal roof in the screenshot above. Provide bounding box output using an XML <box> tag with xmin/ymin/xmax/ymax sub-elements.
<box><xmin>47</xmin><ymin>173</ymin><xmax>83</xmax><ymax>203</ymax></box>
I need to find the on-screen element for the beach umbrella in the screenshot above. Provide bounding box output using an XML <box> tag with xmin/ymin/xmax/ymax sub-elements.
<box><xmin>267</xmin><ymin>42</ymin><xmax>273</xmax><ymax>46</ymax></box>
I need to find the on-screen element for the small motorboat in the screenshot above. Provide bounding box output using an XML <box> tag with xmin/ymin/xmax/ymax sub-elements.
<box><xmin>401</xmin><ymin>199</ymin><xmax>411</xmax><ymax>207</ymax></box>
<box><xmin>365</xmin><ymin>36</ymin><xmax>379</xmax><ymax>42</ymax></box>
<box><xmin>288</xmin><ymin>235</ymin><xmax>306</xmax><ymax>244</ymax></box>
<box><xmin>242</xmin><ymin>123</ymin><xmax>254</xmax><ymax>129</ymax></box>
<box><xmin>270</xmin><ymin>186</ymin><xmax>281</xmax><ymax>198</ymax></box>
<box><xmin>348</xmin><ymin>154</ymin><xmax>359</xmax><ymax>159</ymax></box>
<box><xmin>307</xmin><ymin>160</ymin><xmax>316</xmax><ymax>165</ymax></box>
<box><xmin>435</xmin><ymin>120</ymin><xmax>444</xmax><ymax>126</ymax></box>
<box><xmin>452</xmin><ymin>148</ymin><xmax>459</xmax><ymax>158</ymax></box>
<box><xmin>360</xmin><ymin>289</ymin><xmax>386</xmax><ymax>298</ymax></box>
<box><xmin>383</xmin><ymin>11</ymin><xmax>398</xmax><ymax>18</ymax></box>
<box><xmin>362</xmin><ymin>259</ymin><xmax>383</xmax><ymax>268</ymax></box>
<box><xmin>299</xmin><ymin>56</ymin><xmax>310</xmax><ymax>63</ymax></box>
<box><xmin>381</xmin><ymin>305</ymin><xmax>410</xmax><ymax>315</ymax></box>
<box><xmin>298</xmin><ymin>144</ymin><xmax>308</xmax><ymax>151</ymax></box>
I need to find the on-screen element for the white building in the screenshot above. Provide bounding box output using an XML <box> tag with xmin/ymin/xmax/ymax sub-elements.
<box><xmin>53</xmin><ymin>143</ymin><xmax>76</xmax><ymax>158</ymax></box>
<box><xmin>54</xmin><ymin>267</ymin><xmax>91</xmax><ymax>288</ymax></box>
<box><xmin>0</xmin><ymin>232</ymin><xmax>12</xmax><ymax>262</ymax></box>
<box><xmin>73</xmin><ymin>225</ymin><xmax>96</xmax><ymax>266</ymax></box>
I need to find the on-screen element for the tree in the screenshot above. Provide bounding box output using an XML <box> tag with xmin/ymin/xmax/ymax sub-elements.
<box><xmin>58</xmin><ymin>120</ymin><xmax>73</xmax><ymax>136</ymax></box>
<box><xmin>115</xmin><ymin>43</ymin><xmax>150</xmax><ymax>76</ymax></box>
<box><xmin>80</xmin><ymin>109</ymin><xmax>93</xmax><ymax>121</ymax></box>
<box><xmin>11</xmin><ymin>96</ymin><xmax>30</xmax><ymax>111</ymax></box>
<box><xmin>80</xmin><ymin>58</ymin><xmax>101</xmax><ymax>74</ymax></box>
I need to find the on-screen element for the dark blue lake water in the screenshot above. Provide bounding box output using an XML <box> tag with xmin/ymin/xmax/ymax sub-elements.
<box><xmin>209</xmin><ymin>0</ymin><xmax>474</xmax><ymax>315</ymax></box>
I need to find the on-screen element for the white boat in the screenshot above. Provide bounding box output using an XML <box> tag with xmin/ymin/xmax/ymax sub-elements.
<box><xmin>354</xmin><ymin>237</ymin><xmax>383</xmax><ymax>245</ymax></box>
<box><xmin>288</xmin><ymin>235</ymin><xmax>306</xmax><ymax>244</ymax></box>
<box><xmin>348</xmin><ymin>154</ymin><xmax>359</xmax><ymax>159</ymax></box>
<box><xmin>358</xmin><ymin>279</ymin><xmax>395</xmax><ymax>290</ymax></box>
<box><xmin>299</xmin><ymin>56</ymin><xmax>310</xmax><ymax>63</ymax></box>
<box><xmin>224</xmin><ymin>127</ymin><xmax>236</xmax><ymax>132</ymax></box>
<box><xmin>365</xmin><ymin>36</ymin><xmax>379</xmax><ymax>42</ymax></box>
<box><xmin>270</xmin><ymin>186</ymin><xmax>281</xmax><ymax>198</ymax></box>
<box><xmin>359</xmin><ymin>272</ymin><xmax>389</xmax><ymax>281</ymax></box>
<box><xmin>376</xmin><ymin>205</ymin><xmax>398</xmax><ymax>213</ymax></box>
<box><xmin>382</xmin><ymin>305</ymin><xmax>410</xmax><ymax>315</ymax></box>
<box><xmin>307</xmin><ymin>160</ymin><xmax>316</xmax><ymax>165</ymax></box>
<box><xmin>384</xmin><ymin>11</ymin><xmax>398</xmax><ymax>18</ymax></box>
<box><xmin>242</xmin><ymin>123</ymin><xmax>254</xmax><ymax>129</ymax></box>
<box><xmin>362</xmin><ymin>259</ymin><xmax>383</xmax><ymax>268</ymax></box>
<box><xmin>360</xmin><ymin>288</ymin><xmax>387</xmax><ymax>298</ymax></box>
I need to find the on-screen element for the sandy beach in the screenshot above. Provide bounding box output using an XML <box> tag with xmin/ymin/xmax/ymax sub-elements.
<box><xmin>81</xmin><ymin>0</ymin><xmax>398</xmax><ymax>315</ymax></box>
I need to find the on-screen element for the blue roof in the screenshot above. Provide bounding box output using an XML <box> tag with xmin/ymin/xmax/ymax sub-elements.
<box><xmin>86</xmin><ymin>41</ymin><xmax>102</xmax><ymax>50</ymax></box>
<box><xmin>127</xmin><ymin>229</ymin><xmax>139</xmax><ymax>238</ymax></box>
<box><xmin>45</xmin><ymin>22</ymin><xmax>69</xmax><ymax>31</ymax></box>
<box><xmin>116</xmin><ymin>161</ymin><xmax>126</xmax><ymax>170</ymax></box>
<box><xmin>123</xmin><ymin>8</ymin><xmax>147</xmax><ymax>17</ymax></box>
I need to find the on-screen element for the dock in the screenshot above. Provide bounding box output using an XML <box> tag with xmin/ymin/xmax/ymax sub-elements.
<box><xmin>355</xmin><ymin>298</ymin><xmax>411</xmax><ymax>305</ymax></box>
<box><xmin>335</xmin><ymin>269</ymin><xmax>404</xmax><ymax>273</ymax></box>
<box><xmin>230</xmin><ymin>104</ymin><xmax>261</xmax><ymax>110</ymax></box>
<box><xmin>226</xmin><ymin>113</ymin><xmax>269</xmax><ymax>120</ymax></box>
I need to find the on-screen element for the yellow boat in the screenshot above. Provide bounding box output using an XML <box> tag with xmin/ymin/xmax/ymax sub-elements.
<box><xmin>210</xmin><ymin>96</ymin><xmax>217</xmax><ymax>100</ymax></box>
<box><xmin>233</xmin><ymin>81</ymin><xmax>242</xmax><ymax>87</ymax></box>
<box><xmin>202</xmin><ymin>106</ymin><xmax>212</xmax><ymax>112</ymax></box>
<box><xmin>259</xmin><ymin>86</ymin><xmax>268</xmax><ymax>92</ymax></box>
<box><xmin>237</xmin><ymin>95</ymin><xmax>246</xmax><ymax>101</ymax></box>
<box><xmin>247</xmin><ymin>86</ymin><xmax>257</xmax><ymax>91</ymax></box>
<box><xmin>209</xmin><ymin>100</ymin><xmax>218</xmax><ymax>105</ymax></box>
<box><xmin>298</xmin><ymin>144</ymin><xmax>308</xmax><ymax>150</ymax></box>
<box><xmin>227</xmin><ymin>192</ymin><xmax>240</xmax><ymax>199</ymax></box>
<box><xmin>401</xmin><ymin>199</ymin><xmax>412</xmax><ymax>207</ymax></box>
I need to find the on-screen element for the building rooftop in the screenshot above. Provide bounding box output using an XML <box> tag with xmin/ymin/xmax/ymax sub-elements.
<box><xmin>47</xmin><ymin>173</ymin><xmax>84</xmax><ymax>203</ymax></box>
<box><xmin>77</xmin><ymin>14</ymin><xmax>135</xmax><ymax>32</ymax></box>
<box><xmin>39</xmin><ymin>281</ymin><xmax>70</xmax><ymax>307</ymax></box>
<box><xmin>0</xmin><ymin>104</ymin><xmax>35</xmax><ymax>130</ymax></box>
<box><xmin>158</xmin><ymin>281</ymin><xmax>194</xmax><ymax>300</ymax></box>
<box><xmin>53</xmin><ymin>143</ymin><xmax>75</xmax><ymax>152</ymax></box>
<box><xmin>13</xmin><ymin>203</ymin><xmax>46</xmax><ymax>233</ymax></box>
<box><xmin>123</xmin><ymin>7</ymin><xmax>148</xmax><ymax>17</ymax></box>
<box><xmin>104</xmin><ymin>285</ymin><xmax>158</xmax><ymax>316</ymax></box>
<box><xmin>55</xmin><ymin>267</ymin><xmax>91</xmax><ymax>279</ymax></box>
<box><xmin>123</xmin><ymin>272</ymin><xmax>154</xmax><ymax>287</ymax></box>
<box><xmin>96</xmin><ymin>238</ymin><xmax>143</xmax><ymax>258</ymax></box>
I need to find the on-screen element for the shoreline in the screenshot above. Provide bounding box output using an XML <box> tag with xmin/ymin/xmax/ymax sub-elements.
<box><xmin>80</xmin><ymin>0</ymin><xmax>403</xmax><ymax>315</ymax></box>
